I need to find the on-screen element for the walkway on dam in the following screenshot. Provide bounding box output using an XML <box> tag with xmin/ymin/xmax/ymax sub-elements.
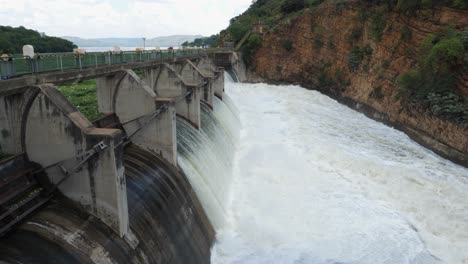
<box><xmin>0</xmin><ymin>48</ymin><xmax>232</xmax><ymax>94</ymax></box>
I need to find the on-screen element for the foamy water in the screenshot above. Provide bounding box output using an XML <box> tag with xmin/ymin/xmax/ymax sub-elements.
<box><xmin>211</xmin><ymin>81</ymin><xmax>468</xmax><ymax>264</ymax></box>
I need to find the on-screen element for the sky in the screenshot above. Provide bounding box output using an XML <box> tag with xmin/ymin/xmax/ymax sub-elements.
<box><xmin>0</xmin><ymin>0</ymin><xmax>252</xmax><ymax>38</ymax></box>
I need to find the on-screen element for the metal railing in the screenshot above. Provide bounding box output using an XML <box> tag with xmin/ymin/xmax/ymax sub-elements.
<box><xmin>0</xmin><ymin>48</ymin><xmax>208</xmax><ymax>80</ymax></box>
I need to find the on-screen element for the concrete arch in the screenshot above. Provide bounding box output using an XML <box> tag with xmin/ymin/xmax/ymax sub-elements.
<box><xmin>196</xmin><ymin>57</ymin><xmax>226</xmax><ymax>100</ymax></box>
<box><xmin>19</xmin><ymin>84</ymin><xmax>128</xmax><ymax>238</ymax></box>
<box><xmin>97</xmin><ymin>69</ymin><xmax>178</xmax><ymax>164</ymax></box>
<box><xmin>0</xmin><ymin>87</ymin><xmax>41</xmax><ymax>156</ymax></box>
<box><xmin>141</xmin><ymin>64</ymin><xmax>203</xmax><ymax>130</ymax></box>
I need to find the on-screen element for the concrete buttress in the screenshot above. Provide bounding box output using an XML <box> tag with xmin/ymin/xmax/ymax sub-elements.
<box><xmin>196</xmin><ymin>58</ymin><xmax>225</xmax><ymax>100</ymax></box>
<box><xmin>177</xmin><ymin>60</ymin><xmax>216</xmax><ymax>108</ymax></box>
<box><xmin>23</xmin><ymin>84</ymin><xmax>129</xmax><ymax>238</ymax></box>
<box><xmin>96</xmin><ymin>70</ymin><xmax>178</xmax><ymax>165</ymax></box>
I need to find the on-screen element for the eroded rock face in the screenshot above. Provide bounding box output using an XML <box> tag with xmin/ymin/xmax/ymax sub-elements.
<box><xmin>249</xmin><ymin>3</ymin><xmax>468</xmax><ymax>166</ymax></box>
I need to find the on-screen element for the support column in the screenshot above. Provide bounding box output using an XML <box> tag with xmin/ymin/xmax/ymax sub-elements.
<box><xmin>197</xmin><ymin>58</ymin><xmax>225</xmax><ymax>100</ymax></box>
<box><xmin>213</xmin><ymin>67</ymin><xmax>225</xmax><ymax>100</ymax></box>
<box><xmin>179</xmin><ymin>60</ymin><xmax>215</xmax><ymax>109</ymax></box>
<box><xmin>23</xmin><ymin>84</ymin><xmax>128</xmax><ymax>238</ymax></box>
<box><xmin>97</xmin><ymin>70</ymin><xmax>178</xmax><ymax>165</ymax></box>
<box><xmin>150</xmin><ymin>64</ymin><xmax>202</xmax><ymax>129</ymax></box>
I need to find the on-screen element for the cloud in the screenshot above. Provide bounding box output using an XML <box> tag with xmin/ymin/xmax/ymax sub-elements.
<box><xmin>0</xmin><ymin>0</ymin><xmax>251</xmax><ymax>38</ymax></box>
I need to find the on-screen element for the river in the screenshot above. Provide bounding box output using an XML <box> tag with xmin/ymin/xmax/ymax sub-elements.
<box><xmin>211</xmin><ymin>79</ymin><xmax>468</xmax><ymax>264</ymax></box>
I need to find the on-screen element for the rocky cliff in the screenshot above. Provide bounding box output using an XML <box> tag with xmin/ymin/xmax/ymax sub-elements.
<box><xmin>245</xmin><ymin>2</ymin><xmax>468</xmax><ymax>166</ymax></box>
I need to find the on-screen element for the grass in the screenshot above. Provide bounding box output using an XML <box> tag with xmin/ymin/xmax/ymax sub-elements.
<box><xmin>58</xmin><ymin>79</ymin><xmax>102</xmax><ymax>121</ymax></box>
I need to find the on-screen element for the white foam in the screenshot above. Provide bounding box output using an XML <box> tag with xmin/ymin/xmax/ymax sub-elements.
<box><xmin>212</xmin><ymin>81</ymin><xmax>468</xmax><ymax>264</ymax></box>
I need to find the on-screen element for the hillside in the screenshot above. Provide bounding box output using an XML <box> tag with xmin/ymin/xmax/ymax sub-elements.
<box><xmin>63</xmin><ymin>35</ymin><xmax>203</xmax><ymax>47</ymax></box>
<box><xmin>0</xmin><ymin>26</ymin><xmax>76</xmax><ymax>54</ymax></box>
<box><xmin>223</xmin><ymin>0</ymin><xmax>468</xmax><ymax>165</ymax></box>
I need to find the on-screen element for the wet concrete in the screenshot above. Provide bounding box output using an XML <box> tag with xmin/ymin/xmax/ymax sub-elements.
<box><xmin>0</xmin><ymin>144</ymin><xmax>214</xmax><ymax>264</ymax></box>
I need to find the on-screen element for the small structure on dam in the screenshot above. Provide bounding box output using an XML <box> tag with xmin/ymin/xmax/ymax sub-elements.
<box><xmin>0</xmin><ymin>49</ymin><xmax>239</xmax><ymax>263</ymax></box>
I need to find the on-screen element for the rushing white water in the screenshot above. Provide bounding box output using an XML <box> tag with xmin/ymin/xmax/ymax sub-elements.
<box><xmin>211</xmin><ymin>77</ymin><xmax>468</xmax><ymax>264</ymax></box>
<box><xmin>177</xmin><ymin>99</ymin><xmax>240</xmax><ymax>229</ymax></box>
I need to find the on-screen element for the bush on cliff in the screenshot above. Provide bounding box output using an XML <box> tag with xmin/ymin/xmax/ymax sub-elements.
<box><xmin>241</xmin><ymin>34</ymin><xmax>263</xmax><ymax>67</ymax></box>
<box><xmin>228</xmin><ymin>21</ymin><xmax>252</xmax><ymax>43</ymax></box>
<box><xmin>281</xmin><ymin>0</ymin><xmax>306</xmax><ymax>13</ymax></box>
<box><xmin>282</xmin><ymin>40</ymin><xmax>294</xmax><ymax>51</ymax></box>
<box><xmin>396</xmin><ymin>0</ymin><xmax>467</xmax><ymax>13</ymax></box>
<box><xmin>370</xmin><ymin>12</ymin><xmax>386</xmax><ymax>42</ymax></box>
<box><xmin>398</xmin><ymin>32</ymin><xmax>467</xmax><ymax>123</ymax></box>
<box><xmin>347</xmin><ymin>45</ymin><xmax>373</xmax><ymax>72</ymax></box>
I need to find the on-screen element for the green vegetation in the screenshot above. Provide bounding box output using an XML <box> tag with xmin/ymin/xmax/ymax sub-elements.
<box><xmin>241</xmin><ymin>34</ymin><xmax>263</xmax><ymax>66</ymax></box>
<box><xmin>282</xmin><ymin>40</ymin><xmax>294</xmax><ymax>51</ymax></box>
<box><xmin>58</xmin><ymin>80</ymin><xmax>102</xmax><ymax>121</ymax></box>
<box><xmin>398</xmin><ymin>30</ymin><xmax>467</xmax><ymax>123</ymax></box>
<box><xmin>334</xmin><ymin>68</ymin><xmax>349</xmax><ymax>90</ymax></box>
<box><xmin>347</xmin><ymin>44</ymin><xmax>373</xmax><ymax>72</ymax></box>
<box><xmin>314</xmin><ymin>33</ymin><xmax>324</xmax><ymax>49</ymax></box>
<box><xmin>396</xmin><ymin>0</ymin><xmax>467</xmax><ymax>13</ymax></box>
<box><xmin>401</xmin><ymin>26</ymin><xmax>412</xmax><ymax>41</ymax></box>
<box><xmin>305</xmin><ymin>0</ymin><xmax>324</xmax><ymax>7</ymax></box>
<box><xmin>225</xmin><ymin>0</ymin><xmax>466</xmax><ymax>47</ymax></box>
<box><xmin>318</xmin><ymin>62</ymin><xmax>333</xmax><ymax>88</ymax></box>
<box><xmin>281</xmin><ymin>0</ymin><xmax>306</xmax><ymax>13</ymax></box>
<box><xmin>181</xmin><ymin>35</ymin><xmax>219</xmax><ymax>48</ymax></box>
<box><xmin>382</xmin><ymin>59</ymin><xmax>391</xmax><ymax>69</ymax></box>
<box><xmin>370</xmin><ymin>12</ymin><xmax>386</xmax><ymax>42</ymax></box>
<box><xmin>371</xmin><ymin>86</ymin><xmax>385</xmax><ymax>100</ymax></box>
<box><xmin>225</xmin><ymin>0</ymin><xmax>327</xmax><ymax>44</ymax></box>
<box><xmin>317</xmin><ymin>63</ymin><xmax>349</xmax><ymax>91</ymax></box>
<box><xmin>276</xmin><ymin>65</ymin><xmax>282</xmax><ymax>72</ymax></box>
<box><xmin>0</xmin><ymin>26</ymin><xmax>76</xmax><ymax>54</ymax></box>
<box><xmin>358</xmin><ymin>8</ymin><xmax>370</xmax><ymax>22</ymax></box>
<box><xmin>328</xmin><ymin>37</ymin><xmax>336</xmax><ymax>50</ymax></box>
<box><xmin>348</xmin><ymin>27</ymin><xmax>363</xmax><ymax>42</ymax></box>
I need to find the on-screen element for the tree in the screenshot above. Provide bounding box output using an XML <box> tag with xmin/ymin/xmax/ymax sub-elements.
<box><xmin>281</xmin><ymin>0</ymin><xmax>305</xmax><ymax>13</ymax></box>
<box><xmin>0</xmin><ymin>26</ymin><xmax>76</xmax><ymax>54</ymax></box>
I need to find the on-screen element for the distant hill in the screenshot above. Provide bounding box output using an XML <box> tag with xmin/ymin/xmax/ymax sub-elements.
<box><xmin>0</xmin><ymin>26</ymin><xmax>76</xmax><ymax>54</ymax></box>
<box><xmin>63</xmin><ymin>35</ymin><xmax>203</xmax><ymax>48</ymax></box>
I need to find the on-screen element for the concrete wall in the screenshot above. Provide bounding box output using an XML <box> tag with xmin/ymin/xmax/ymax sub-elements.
<box><xmin>196</xmin><ymin>58</ymin><xmax>225</xmax><ymax>100</ymax></box>
<box><xmin>97</xmin><ymin>70</ymin><xmax>178</xmax><ymax>166</ymax></box>
<box><xmin>0</xmin><ymin>91</ymin><xmax>29</xmax><ymax>155</ymax></box>
<box><xmin>176</xmin><ymin>59</ymin><xmax>217</xmax><ymax>108</ymax></box>
<box><xmin>21</xmin><ymin>84</ymin><xmax>129</xmax><ymax>238</ymax></box>
<box><xmin>0</xmin><ymin>54</ymin><xmax>231</xmax><ymax>244</ymax></box>
<box><xmin>145</xmin><ymin>64</ymin><xmax>203</xmax><ymax>129</ymax></box>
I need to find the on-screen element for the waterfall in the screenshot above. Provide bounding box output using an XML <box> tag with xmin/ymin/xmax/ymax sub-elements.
<box><xmin>226</xmin><ymin>70</ymin><xmax>239</xmax><ymax>83</ymax></box>
<box><xmin>177</xmin><ymin>97</ymin><xmax>240</xmax><ymax>229</ymax></box>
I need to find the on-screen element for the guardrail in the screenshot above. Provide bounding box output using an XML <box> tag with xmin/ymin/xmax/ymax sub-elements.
<box><xmin>0</xmin><ymin>49</ymin><xmax>210</xmax><ymax>80</ymax></box>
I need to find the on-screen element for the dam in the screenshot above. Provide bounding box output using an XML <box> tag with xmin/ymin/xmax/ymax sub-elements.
<box><xmin>0</xmin><ymin>50</ymin><xmax>240</xmax><ymax>263</ymax></box>
<box><xmin>0</xmin><ymin>50</ymin><xmax>467</xmax><ymax>264</ymax></box>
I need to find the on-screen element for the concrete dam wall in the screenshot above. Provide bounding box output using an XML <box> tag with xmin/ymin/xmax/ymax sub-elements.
<box><xmin>0</xmin><ymin>144</ymin><xmax>214</xmax><ymax>263</ymax></box>
<box><xmin>0</xmin><ymin>55</ymin><xmax>240</xmax><ymax>263</ymax></box>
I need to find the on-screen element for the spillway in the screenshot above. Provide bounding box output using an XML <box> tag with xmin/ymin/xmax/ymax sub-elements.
<box><xmin>177</xmin><ymin>97</ymin><xmax>240</xmax><ymax>229</ymax></box>
<box><xmin>0</xmin><ymin>144</ymin><xmax>214</xmax><ymax>264</ymax></box>
<box><xmin>211</xmin><ymin>78</ymin><xmax>468</xmax><ymax>264</ymax></box>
